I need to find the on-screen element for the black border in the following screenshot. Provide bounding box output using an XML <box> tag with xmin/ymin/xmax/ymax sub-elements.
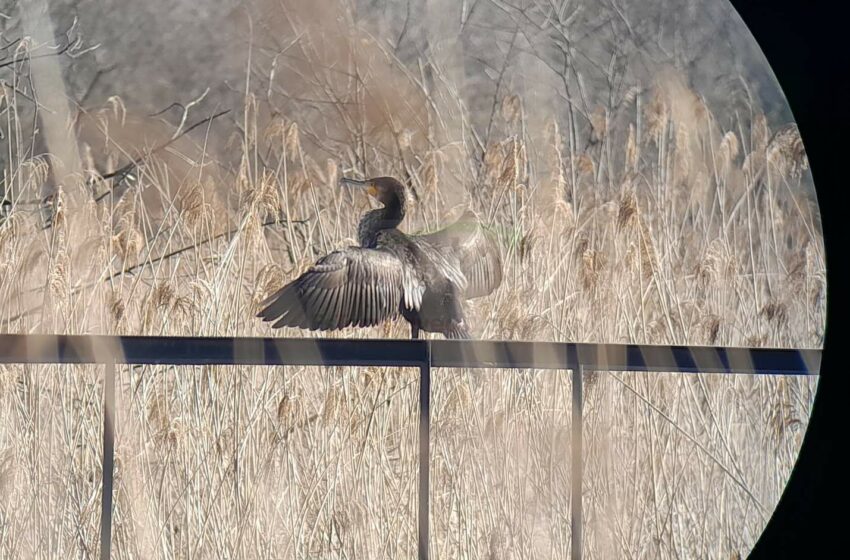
<box><xmin>728</xmin><ymin>0</ymin><xmax>848</xmax><ymax>557</ymax></box>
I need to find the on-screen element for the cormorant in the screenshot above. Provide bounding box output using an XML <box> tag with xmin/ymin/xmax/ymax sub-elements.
<box><xmin>257</xmin><ymin>176</ymin><xmax>502</xmax><ymax>338</ymax></box>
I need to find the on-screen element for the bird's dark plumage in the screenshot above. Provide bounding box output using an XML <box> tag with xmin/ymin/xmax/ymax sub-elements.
<box><xmin>257</xmin><ymin>247</ymin><xmax>415</xmax><ymax>330</ymax></box>
<box><xmin>258</xmin><ymin>176</ymin><xmax>502</xmax><ymax>338</ymax></box>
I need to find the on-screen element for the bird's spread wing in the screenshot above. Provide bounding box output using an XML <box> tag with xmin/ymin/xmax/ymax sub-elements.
<box><xmin>415</xmin><ymin>210</ymin><xmax>503</xmax><ymax>298</ymax></box>
<box><xmin>257</xmin><ymin>247</ymin><xmax>423</xmax><ymax>330</ymax></box>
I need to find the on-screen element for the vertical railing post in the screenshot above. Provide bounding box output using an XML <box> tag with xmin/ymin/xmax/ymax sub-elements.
<box><xmin>571</xmin><ymin>364</ymin><xmax>584</xmax><ymax>560</ymax></box>
<box><xmin>418</xmin><ymin>341</ymin><xmax>432</xmax><ymax>560</ymax></box>
<box><xmin>100</xmin><ymin>360</ymin><xmax>115</xmax><ymax>560</ymax></box>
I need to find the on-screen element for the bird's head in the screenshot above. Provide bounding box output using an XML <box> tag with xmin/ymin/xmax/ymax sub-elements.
<box><xmin>340</xmin><ymin>176</ymin><xmax>406</xmax><ymax>207</ymax></box>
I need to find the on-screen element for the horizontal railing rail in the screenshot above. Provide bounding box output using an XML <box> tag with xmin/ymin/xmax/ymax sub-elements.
<box><xmin>0</xmin><ymin>334</ymin><xmax>821</xmax><ymax>560</ymax></box>
<box><xmin>0</xmin><ymin>334</ymin><xmax>821</xmax><ymax>373</ymax></box>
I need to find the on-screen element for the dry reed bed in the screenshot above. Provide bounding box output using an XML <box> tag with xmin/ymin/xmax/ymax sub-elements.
<box><xmin>0</xmin><ymin>63</ymin><xmax>823</xmax><ymax>558</ymax></box>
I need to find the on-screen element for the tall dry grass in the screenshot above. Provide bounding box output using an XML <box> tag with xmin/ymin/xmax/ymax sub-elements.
<box><xmin>0</xmin><ymin>8</ymin><xmax>823</xmax><ymax>559</ymax></box>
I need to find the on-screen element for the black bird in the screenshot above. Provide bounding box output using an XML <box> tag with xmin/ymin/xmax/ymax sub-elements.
<box><xmin>257</xmin><ymin>176</ymin><xmax>502</xmax><ymax>338</ymax></box>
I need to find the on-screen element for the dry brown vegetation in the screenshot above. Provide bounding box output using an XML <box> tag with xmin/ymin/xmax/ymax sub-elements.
<box><xmin>0</xmin><ymin>1</ymin><xmax>824</xmax><ymax>558</ymax></box>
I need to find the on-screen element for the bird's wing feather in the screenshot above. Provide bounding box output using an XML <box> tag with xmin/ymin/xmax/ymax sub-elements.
<box><xmin>415</xmin><ymin>210</ymin><xmax>503</xmax><ymax>298</ymax></box>
<box><xmin>258</xmin><ymin>247</ymin><xmax>418</xmax><ymax>330</ymax></box>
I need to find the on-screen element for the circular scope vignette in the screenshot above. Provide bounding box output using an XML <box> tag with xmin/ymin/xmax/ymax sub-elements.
<box><xmin>0</xmin><ymin>1</ymin><xmax>823</xmax><ymax>558</ymax></box>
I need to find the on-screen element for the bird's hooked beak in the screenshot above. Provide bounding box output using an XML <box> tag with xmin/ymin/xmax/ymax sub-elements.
<box><xmin>340</xmin><ymin>177</ymin><xmax>378</xmax><ymax>198</ymax></box>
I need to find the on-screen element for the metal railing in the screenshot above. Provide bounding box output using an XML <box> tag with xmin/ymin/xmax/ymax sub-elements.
<box><xmin>0</xmin><ymin>335</ymin><xmax>821</xmax><ymax>560</ymax></box>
